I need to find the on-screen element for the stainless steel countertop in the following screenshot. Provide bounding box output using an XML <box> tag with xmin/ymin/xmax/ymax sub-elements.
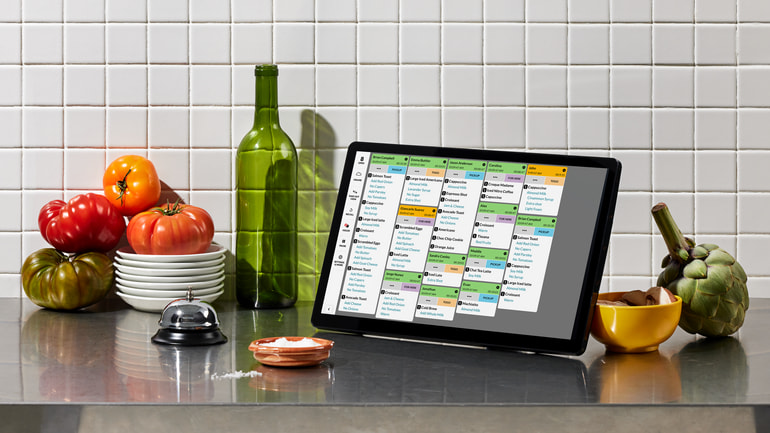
<box><xmin>1</xmin><ymin>296</ymin><xmax>766</xmax><ymax>406</ymax></box>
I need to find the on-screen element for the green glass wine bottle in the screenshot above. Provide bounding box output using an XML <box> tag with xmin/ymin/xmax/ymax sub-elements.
<box><xmin>236</xmin><ymin>64</ymin><xmax>298</xmax><ymax>309</ymax></box>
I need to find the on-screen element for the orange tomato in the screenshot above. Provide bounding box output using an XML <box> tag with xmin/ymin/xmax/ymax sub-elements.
<box><xmin>103</xmin><ymin>155</ymin><xmax>161</xmax><ymax>217</ymax></box>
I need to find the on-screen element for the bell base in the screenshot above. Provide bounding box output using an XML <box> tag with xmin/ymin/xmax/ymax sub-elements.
<box><xmin>151</xmin><ymin>328</ymin><xmax>228</xmax><ymax>346</ymax></box>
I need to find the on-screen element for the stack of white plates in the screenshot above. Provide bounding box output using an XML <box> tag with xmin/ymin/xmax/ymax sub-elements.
<box><xmin>114</xmin><ymin>244</ymin><xmax>226</xmax><ymax>313</ymax></box>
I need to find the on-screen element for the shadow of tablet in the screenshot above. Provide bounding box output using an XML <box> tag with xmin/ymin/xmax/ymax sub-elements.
<box><xmin>314</xmin><ymin>331</ymin><xmax>588</xmax><ymax>404</ymax></box>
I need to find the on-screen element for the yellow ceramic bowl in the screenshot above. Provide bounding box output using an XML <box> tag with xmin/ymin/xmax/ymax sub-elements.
<box><xmin>590</xmin><ymin>292</ymin><xmax>682</xmax><ymax>353</ymax></box>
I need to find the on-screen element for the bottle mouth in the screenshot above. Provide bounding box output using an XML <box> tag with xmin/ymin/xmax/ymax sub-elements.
<box><xmin>254</xmin><ymin>64</ymin><xmax>279</xmax><ymax>76</ymax></box>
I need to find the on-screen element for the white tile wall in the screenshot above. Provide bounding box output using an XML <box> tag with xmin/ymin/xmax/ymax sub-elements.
<box><xmin>2</xmin><ymin>0</ymin><xmax>770</xmax><ymax>300</ymax></box>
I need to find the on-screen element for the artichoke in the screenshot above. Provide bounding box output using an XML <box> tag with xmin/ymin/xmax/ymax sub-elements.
<box><xmin>652</xmin><ymin>203</ymin><xmax>749</xmax><ymax>337</ymax></box>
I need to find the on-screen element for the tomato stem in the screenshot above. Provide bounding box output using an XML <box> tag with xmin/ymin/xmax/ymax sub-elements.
<box><xmin>115</xmin><ymin>168</ymin><xmax>132</xmax><ymax>206</ymax></box>
<box><xmin>56</xmin><ymin>249</ymin><xmax>74</xmax><ymax>262</ymax></box>
<box><xmin>155</xmin><ymin>199</ymin><xmax>185</xmax><ymax>216</ymax></box>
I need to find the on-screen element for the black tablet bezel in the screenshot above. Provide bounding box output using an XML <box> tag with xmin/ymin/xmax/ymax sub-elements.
<box><xmin>311</xmin><ymin>142</ymin><xmax>622</xmax><ymax>355</ymax></box>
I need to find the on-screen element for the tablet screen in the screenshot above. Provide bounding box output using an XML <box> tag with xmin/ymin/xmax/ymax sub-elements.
<box><xmin>312</xmin><ymin>142</ymin><xmax>621</xmax><ymax>355</ymax></box>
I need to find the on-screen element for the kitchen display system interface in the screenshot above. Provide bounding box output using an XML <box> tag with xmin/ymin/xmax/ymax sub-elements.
<box><xmin>318</xmin><ymin>148</ymin><xmax>613</xmax><ymax>342</ymax></box>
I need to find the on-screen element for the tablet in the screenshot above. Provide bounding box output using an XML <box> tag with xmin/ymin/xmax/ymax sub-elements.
<box><xmin>311</xmin><ymin>142</ymin><xmax>621</xmax><ymax>355</ymax></box>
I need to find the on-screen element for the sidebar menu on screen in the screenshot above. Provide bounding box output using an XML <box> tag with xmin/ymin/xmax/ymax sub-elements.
<box><xmin>321</xmin><ymin>152</ymin><xmax>370</xmax><ymax>315</ymax></box>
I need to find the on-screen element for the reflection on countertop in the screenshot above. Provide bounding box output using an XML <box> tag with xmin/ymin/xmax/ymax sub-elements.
<box><xmin>2</xmin><ymin>296</ymin><xmax>767</xmax><ymax>405</ymax></box>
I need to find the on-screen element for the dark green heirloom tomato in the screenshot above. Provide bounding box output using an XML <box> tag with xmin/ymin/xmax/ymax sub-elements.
<box><xmin>21</xmin><ymin>248</ymin><xmax>114</xmax><ymax>311</ymax></box>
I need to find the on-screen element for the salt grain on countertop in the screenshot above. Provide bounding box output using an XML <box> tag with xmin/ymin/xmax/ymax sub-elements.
<box><xmin>211</xmin><ymin>370</ymin><xmax>261</xmax><ymax>380</ymax></box>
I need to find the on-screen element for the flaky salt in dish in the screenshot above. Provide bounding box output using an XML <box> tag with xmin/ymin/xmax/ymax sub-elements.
<box><xmin>260</xmin><ymin>337</ymin><xmax>322</xmax><ymax>348</ymax></box>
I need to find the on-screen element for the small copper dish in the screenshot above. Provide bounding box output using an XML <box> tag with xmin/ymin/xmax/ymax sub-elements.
<box><xmin>248</xmin><ymin>337</ymin><xmax>334</xmax><ymax>368</ymax></box>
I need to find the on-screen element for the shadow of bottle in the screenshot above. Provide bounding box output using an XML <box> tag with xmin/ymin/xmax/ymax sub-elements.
<box><xmin>297</xmin><ymin>109</ymin><xmax>337</xmax><ymax>301</ymax></box>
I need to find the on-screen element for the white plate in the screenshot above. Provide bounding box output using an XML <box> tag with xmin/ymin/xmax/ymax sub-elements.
<box><xmin>116</xmin><ymin>244</ymin><xmax>227</xmax><ymax>263</ymax></box>
<box><xmin>117</xmin><ymin>283</ymin><xmax>223</xmax><ymax>298</ymax></box>
<box><xmin>114</xmin><ymin>263</ymin><xmax>223</xmax><ymax>277</ymax></box>
<box><xmin>114</xmin><ymin>255</ymin><xmax>225</xmax><ymax>269</ymax></box>
<box><xmin>116</xmin><ymin>289</ymin><xmax>224</xmax><ymax>313</ymax></box>
<box><xmin>116</xmin><ymin>269</ymin><xmax>224</xmax><ymax>284</ymax></box>
<box><xmin>115</xmin><ymin>274</ymin><xmax>226</xmax><ymax>290</ymax></box>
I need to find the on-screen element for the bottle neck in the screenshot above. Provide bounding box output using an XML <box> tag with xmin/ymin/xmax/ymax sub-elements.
<box><xmin>253</xmin><ymin>74</ymin><xmax>279</xmax><ymax>126</ymax></box>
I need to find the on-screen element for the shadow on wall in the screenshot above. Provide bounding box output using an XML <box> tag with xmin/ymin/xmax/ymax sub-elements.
<box><xmin>298</xmin><ymin>109</ymin><xmax>337</xmax><ymax>302</ymax></box>
<box><xmin>159</xmin><ymin>180</ymin><xmax>184</xmax><ymax>205</ymax></box>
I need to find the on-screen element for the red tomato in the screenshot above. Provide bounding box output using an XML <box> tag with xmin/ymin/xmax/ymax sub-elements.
<box><xmin>103</xmin><ymin>155</ymin><xmax>161</xmax><ymax>217</ymax></box>
<box><xmin>127</xmin><ymin>201</ymin><xmax>215</xmax><ymax>255</ymax></box>
<box><xmin>38</xmin><ymin>193</ymin><xmax>126</xmax><ymax>254</ymax></box>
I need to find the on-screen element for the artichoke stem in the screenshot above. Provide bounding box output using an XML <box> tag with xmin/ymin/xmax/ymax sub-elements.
<box><xmin>652</xmin><ymin>202</ymin><xmax>690</xmax><ymax>263</ymax></box>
